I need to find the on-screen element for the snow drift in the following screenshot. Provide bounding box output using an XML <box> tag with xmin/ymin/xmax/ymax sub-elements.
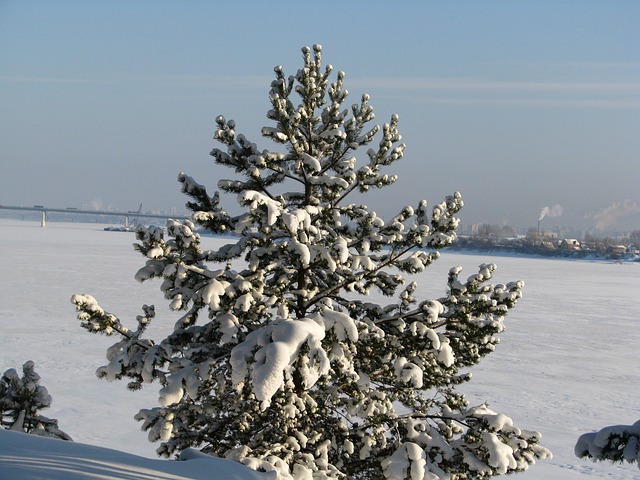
<box><xmin>0</xmin><ymin>428</ymin><xmax>274</xmax><ymax>480</ymax></box>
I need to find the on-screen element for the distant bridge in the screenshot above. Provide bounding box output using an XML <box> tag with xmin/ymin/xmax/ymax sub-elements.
<box><xmin>0</xmin><ymin>204</ymin><xmax>188</xmax><ymax>227</ymax></box>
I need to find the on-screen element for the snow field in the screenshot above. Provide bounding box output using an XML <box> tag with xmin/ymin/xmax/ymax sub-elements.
<box><xmin>0</xmin><ymin>219</ymin><xmax>638</xmax><ymax>478</ymax></box>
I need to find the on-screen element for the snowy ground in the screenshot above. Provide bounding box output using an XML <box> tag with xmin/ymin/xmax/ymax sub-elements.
<box><xmin>0</xmin><ymin>429</ymin><xmax>274</xmax><ymax>479</ymax></box>
<box><xmin>0</xmin><ymin>218</ymin><xmax>638</xmax><ymax>479</ymax></box>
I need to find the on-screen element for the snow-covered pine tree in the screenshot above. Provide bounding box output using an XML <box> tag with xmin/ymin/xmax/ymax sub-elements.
<box><xmin>0</xmin><ymin>361</ymin><xmax>72</xmax><ymax>440</ymax></box>
<box><xmin>72</xmin><ymin>44</ymin><xmax>550</xmax><ymax>479</ymax></box>
<box><xmin>575</xmin><ymin>419</ymin><xmax>640</xmax><ymax>469</ymax></box>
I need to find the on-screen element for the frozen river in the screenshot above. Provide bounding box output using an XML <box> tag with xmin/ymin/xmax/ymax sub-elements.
<box><xmin>0</xmin><ymin>218</ymin><xmax>638</xmax><ymax>479</ymax></box>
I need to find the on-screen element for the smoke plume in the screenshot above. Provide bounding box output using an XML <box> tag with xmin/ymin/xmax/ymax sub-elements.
<box><xmin>538</xmin><ymin>204</ymin><xmax>563</xmax><ymax>222</ymax></box>
<box><xmin>591</xmin><ymin>200</ymin><xmax>640</xmax><ymax>231</ymax></box>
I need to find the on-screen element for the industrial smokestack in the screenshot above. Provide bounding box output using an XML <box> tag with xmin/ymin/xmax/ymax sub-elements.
<box><xmin>539</xmin><ymin>204</ymin><xmax>563</xmax><ymax>222</ymax></box>
<box><xmin>537</xmin><ymin>204</ymin><xmax>563</xmax><ymax>237</ymax></box>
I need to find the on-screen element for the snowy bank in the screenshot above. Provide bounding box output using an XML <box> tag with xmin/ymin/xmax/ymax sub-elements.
<box><xmin>0</xmin><ymin>429</ymin><xmax>274</xmax><ymax>480</ymax></box>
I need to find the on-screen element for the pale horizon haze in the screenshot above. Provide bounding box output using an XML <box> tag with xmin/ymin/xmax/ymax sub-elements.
<box><xmin>1</xmin><ymin>1</ymin><xmax>639</xmax><ymax>233</ymax></box>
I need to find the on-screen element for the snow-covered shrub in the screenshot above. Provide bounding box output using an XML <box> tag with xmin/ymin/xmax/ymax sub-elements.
<box><xmin>0</xmin><ymin>361</ymin><xmax>72</xmax><ymax>440</ymax></box>
<box><xmin>575</xmin><ymin>419</ymin><xmax>640</xmax><ymax>469</ymax></box>
<box><xmin>72</xmin><ymin>44</ymin><xmax>549</xmax><ymax>478</ymax></box>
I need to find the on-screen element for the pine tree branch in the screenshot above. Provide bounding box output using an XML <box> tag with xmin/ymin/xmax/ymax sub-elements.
<box><xmin>302</xmin><ymin>244</ymin><xmax>416</xmax><ymax>311</ymax></box>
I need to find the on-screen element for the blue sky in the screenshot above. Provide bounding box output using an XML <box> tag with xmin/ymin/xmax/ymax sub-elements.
<box><xmin>1</xmin><ymin>1</ymin><xmax>639</xmax><ymax>232</ymax></box>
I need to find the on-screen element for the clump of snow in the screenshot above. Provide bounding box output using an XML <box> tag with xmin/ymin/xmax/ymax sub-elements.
<box><xmin>482</xmin><ymin>431</ymin><xmax>518</xmax><ymax>473</ymax></box>
<box><xmin>230</xmin><ymin>318</ymin><xmax>329</xmax><ymax>410</ymax></box>
<box><xmin>382</xmin><ymin>442</ymin><xmax>440</xmax><ymax>480</ymax></box>
<box><xmin>394</xmin><ymin>357</ymin><xmax>424</xmax><ymax>388</ymax></box>
<box><xmin>239</xmin><ymin>190</ymin><xmax>283</xmax><ymax>227</ymax></box>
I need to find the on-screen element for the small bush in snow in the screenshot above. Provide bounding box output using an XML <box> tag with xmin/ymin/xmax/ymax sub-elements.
<box><xmin>575</xmin><ymin>419</ymin><xmax>639</xmax><ymax>469</ymax></box>
<box><xmin>72</xmin><ymin>44</ymin><xmax>549</xmax><ymax>478</ymax></box>
<box><xmin>0</xmin><ymin>361</ymin><xmax>72</xmax><ymax>440</ymax></box>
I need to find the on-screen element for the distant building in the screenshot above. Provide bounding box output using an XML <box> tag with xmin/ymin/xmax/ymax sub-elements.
<box><xmin>561</xmin><ymin>239</ymin><xmax>581</xmax><ymax>251</ymax></box>
<box><xmin>610</xmin><ymin>245</ymin><xmax>627</xmax><ymax>256</ymax></box>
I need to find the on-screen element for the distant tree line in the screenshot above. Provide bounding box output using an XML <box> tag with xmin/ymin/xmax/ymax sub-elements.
<box><xmin>452</xmin><ymin>225</ymin><xmax>640</xmax><ymax>260</ymax></box>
